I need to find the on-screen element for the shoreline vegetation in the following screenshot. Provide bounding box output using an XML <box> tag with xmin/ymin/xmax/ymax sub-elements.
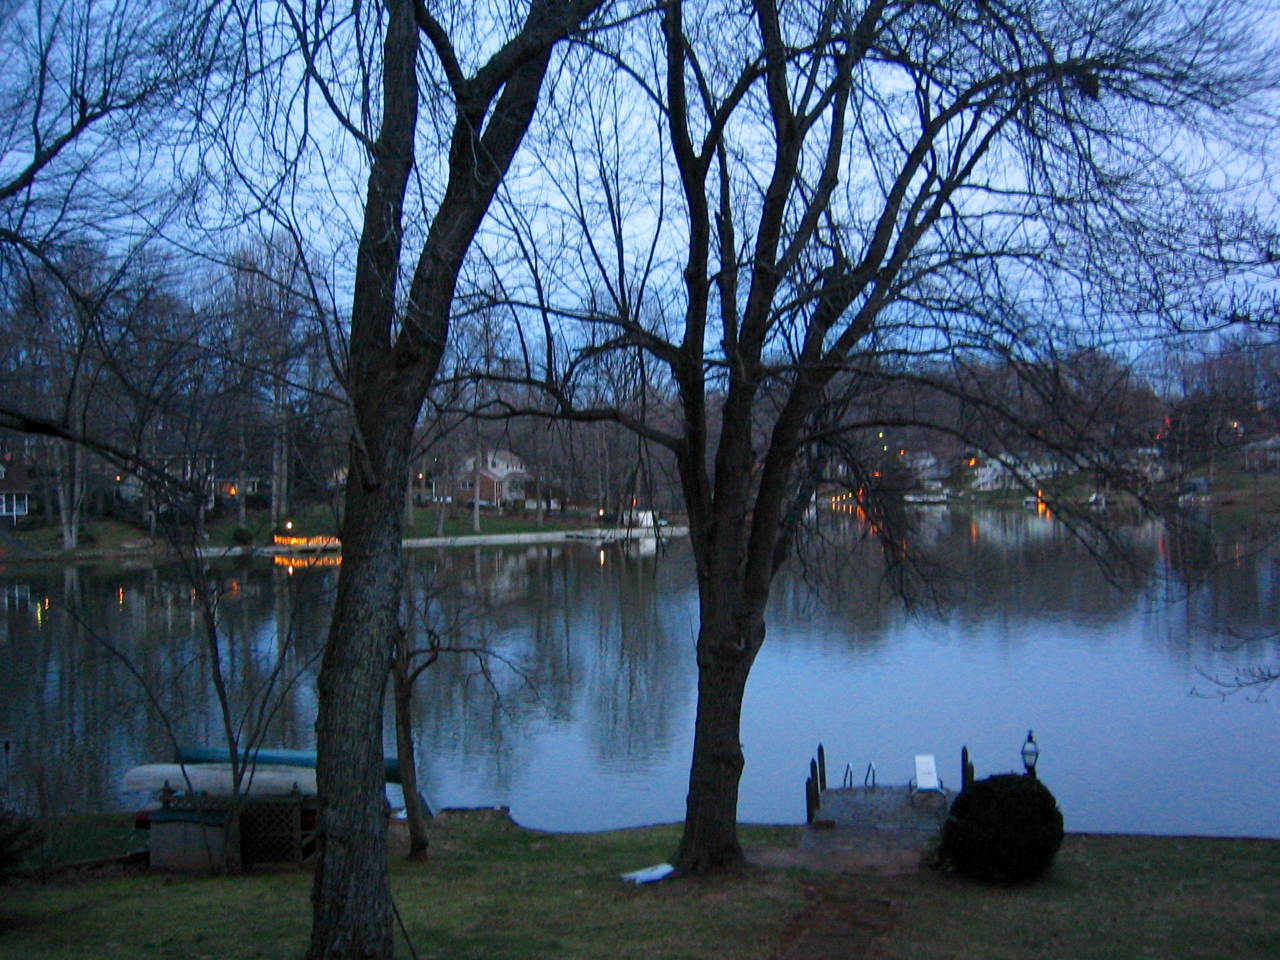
<box><xmin>1</xmin><ymin>812</ymin><xmax>1276</xmax><ymax>959</ymax></box>
<box><xmin>0</xmin><ymin>512</ymin><xmax>668</xmax><ymax>565</ymax></box>
<box><xmin>3</xmin><ymin>468</ymin><xmax>1279</xmax><ymax>566</ymax></box>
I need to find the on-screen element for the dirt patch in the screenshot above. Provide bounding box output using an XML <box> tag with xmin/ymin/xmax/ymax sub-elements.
<box><xmin>772</xmin><ymin>879</ymin><xmax>902</xmax><ymax>960</ymax></box>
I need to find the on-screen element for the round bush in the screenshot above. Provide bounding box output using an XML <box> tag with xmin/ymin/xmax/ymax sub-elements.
<box><xmin>231</xmin><ymin>526</ymin><xmax>255</xmax><ymax>546</ymax></box>
<box><xmin>940</xmin><ymin>773</ymin><xmax>1064</xmax><ymax>883</ymax></box>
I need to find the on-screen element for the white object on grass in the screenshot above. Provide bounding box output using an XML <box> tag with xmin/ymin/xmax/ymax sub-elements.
<box><xmin>620</xmin><ymin>863</ymin><xmax>674</xmax><ymax>884</ymax></box>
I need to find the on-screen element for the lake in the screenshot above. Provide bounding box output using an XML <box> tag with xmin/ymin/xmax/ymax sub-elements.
<box><xmin>1</xmin><ymin>506</ymin><xmax>1277</xmax><ymax>837</ymax></box>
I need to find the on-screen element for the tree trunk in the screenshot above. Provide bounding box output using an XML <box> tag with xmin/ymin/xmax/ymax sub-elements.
<box><xmin>405</xmin><ymin>471</ymin><xmax>415</xmax><ymax>530</ymax></box>
<box><xmin>237</xmin><ymin>420</ymin><xmax>248</xmax><ymax>527</ymax></box>
<box><xmin>305</xmin><ymin>418</ymin><xmax>411</xmax><ymax>960</ymax></box>
<box><xmin>301</xmin><ymin>2</ymin><xmax>599</xmax><ymax>952</ymax></box>
<box><xmin>673</xmin><ymin>644</ymin><xmax>753</xmax><ymax>874</ymax></box>
<box><xmin>39</xmin><ymin>439</ymin><xmax>55</xmax><ymax>524</ymax></box>
<box><xmin>472</xmin><ymin>444</ymin><xmax>482</xmax><ymax>534</ymax></box>
<box><xmin>55</xmin><ymin>438</ymin><xmax>83</xmax><ymax>549</ymax></box>
<box><xmin>271</xmin><ymin>383</ymin><xmax>288</xmax><ymax>528</ymax></box>
<box><xmin>392</xmin><ymin>665</ymin><xmax>430</xmax><ymax>861</ymax></box>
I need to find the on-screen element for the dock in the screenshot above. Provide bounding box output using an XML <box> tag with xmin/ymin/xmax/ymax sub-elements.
<box><xmin>751</xmin><ymin>785</ymin><xmax>953</xmax><ymax>875</ymax></box>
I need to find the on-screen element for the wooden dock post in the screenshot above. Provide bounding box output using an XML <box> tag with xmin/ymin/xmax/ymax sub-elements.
<box><xmin>817</xmin><ymin>744</ymin><xmax>827</xmax><ymax>791</ymax></box>
<box><xmin>805</xmin><ymin>774</ymin><xmax>818</xmax><ymax>824</ymax></box>
<box><xmin>961</xmin><ymin>746</ymin><xmax>974</xmax><ymax>791</ymax></box>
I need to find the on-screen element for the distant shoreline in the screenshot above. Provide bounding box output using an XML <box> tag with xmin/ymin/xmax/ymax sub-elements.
<box><xmin>0</xmin><ymin>526</ymin><xmax>691</xmax><ymax>566</ymax></box>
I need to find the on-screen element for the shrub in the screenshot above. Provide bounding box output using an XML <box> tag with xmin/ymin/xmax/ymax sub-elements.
<box><xmin>231</xmin><ymin>526</ymin><xmax>255</xmax><ymax>546</ymax></box>
<box><xmin>940</xmin><ymin>773</ymin><xmax>1064</xmax><ymax>883</ymax></box>
<box><xmin>0</xmin><ymin>808</ymin><xmax>46</xmax><ymax>875</ymax></box>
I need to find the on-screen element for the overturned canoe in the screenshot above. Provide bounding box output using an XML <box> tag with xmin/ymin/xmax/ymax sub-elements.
<box><xmin>175</xmin><ymin>746</ymin><xmax>403</xmax><ymax>784</ymax></box>
<box><xmin>120</xmin><ymin>763</ymin><xmax>317</xmax><ymax>797</ymax></box>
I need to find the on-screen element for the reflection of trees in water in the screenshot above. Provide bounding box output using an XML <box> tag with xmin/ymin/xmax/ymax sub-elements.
<box><xmin>793</xmin><ymin>506</ymin><xmax>1280</xmax><ymax>679</ymax></box>
<box><xmin>940</xmin><ymin>511</ymin><xmax>1160</xmax><ymax>628</ymax></box>
<box><xmin>779</xmin><ymin>509</ymin><xmax>1162</xmax><ymax>650</ymax></box>
<box><xmin>585</xmin><ymin>548</ymin><xmax>688</xmax><ymax>768</ymax></box>
<box><xmin>1155</xmin><ymin>509</ymin><xmax>1280</xmax><ymax>673</ymax></box>
<box><xmin>402</xmin><ymin>549</ymin><xmax>555</xmax><ymax>793</ymax></box>
<box><xmin>0</xmin><ymin>560</ymin><xmax>330</xmax><ymax>815</ymax></box>
<box><xmin>5</xmin><ymin>516</ymin><xmax>1276</xmax><ymax>816</ymax></box>
<box><xmin>404</xmin><ymin>545</ymin><xmax>691</xmax><ymax>793</ymax></box>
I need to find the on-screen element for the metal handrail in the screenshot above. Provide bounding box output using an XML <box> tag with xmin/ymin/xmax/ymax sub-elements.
<box><xmin>864</xmin><ymin>761</ymin><xmax>877</xmax><ymax>788</ymax></box>
<box><xmin>842</xmin><ymin>763</ymin><xmax>854</xmax><ymax>788</ymax></box>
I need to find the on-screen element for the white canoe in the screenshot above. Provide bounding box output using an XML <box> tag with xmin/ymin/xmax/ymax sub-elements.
<box><xmin>120</xmin><ymin>763</ymin><xmax>317</xmax><ymax>797</ymax></box>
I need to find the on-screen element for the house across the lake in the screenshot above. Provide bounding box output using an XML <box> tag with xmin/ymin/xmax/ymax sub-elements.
<box><xmin>0</xmin><ymin>463</ymin><xmax>31</xmax><ymax>525</ymax></box>
<box><xmin>1244</xmin><ymin>435</ymin><xmax>1280</xmax><ymax>471</ymax></box>
<box><xmin>453</xmin><ymin>449</ymin><xmax>529</xmax><ymax>507</ymax></box>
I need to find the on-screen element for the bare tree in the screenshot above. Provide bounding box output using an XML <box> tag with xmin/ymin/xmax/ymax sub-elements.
<box><xmin>196</xmin><ymin>2</ymin><xmax>616</xmax><ymax>955</ymax></box>
<box><xmin>489</xmin><ymin>0</ymin><xmax>1277</xmax><ymax>873</ymax></box>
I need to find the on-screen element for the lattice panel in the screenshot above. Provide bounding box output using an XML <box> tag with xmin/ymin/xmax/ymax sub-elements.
<box><xmin>240</xmin><ymin>800</ymin><xmax>303</xmax><ymax>865</ymax></box>
<box><xmin>157</xmin><ymin>795</ymin><xmax>317</xmax><ymax>867</ymax></box>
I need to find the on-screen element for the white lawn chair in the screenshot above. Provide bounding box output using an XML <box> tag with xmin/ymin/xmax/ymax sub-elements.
<box><xmin>909</xmin><ymin>754</ymin><xmax>945</xmax><ymax>805</ymax></box>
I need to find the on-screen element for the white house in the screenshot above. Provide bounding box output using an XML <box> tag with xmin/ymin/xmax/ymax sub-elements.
<box><xmin>973</xmin><ymin>456</ymin><xmax>1060</xmax><ymax>491</ymax></box>
<box><xmin>454</xmin><ymin>449</ymin><xmax>529</xmax><ymax>506</ymax></box>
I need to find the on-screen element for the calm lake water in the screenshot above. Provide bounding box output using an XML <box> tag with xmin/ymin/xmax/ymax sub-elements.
<box><xmin>1</xmin><ymin>507</ymin><xmax>1277</xmax><ymax>837</ymax></box>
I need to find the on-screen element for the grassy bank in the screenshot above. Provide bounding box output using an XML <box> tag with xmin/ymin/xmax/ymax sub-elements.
<box><xmin>2</xmin><ymin>814</ymin><xmax>1277</xmax><ymax>960</ymax></box>
<box><xmin>0</xmin><ymin>519</ymin><xmax>155</xmax><ymax>557</ymax></box>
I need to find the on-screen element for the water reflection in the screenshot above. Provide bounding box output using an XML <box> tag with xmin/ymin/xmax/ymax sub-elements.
<box><xmin>0</xmin><ymin>561</ymin><xmax>331</xmax><ymax>815</ymax></box>
<box><xmin>0</xmin><ymin>507</ymin><xmax>1276</xmax><ymax>837</ymax></box>
<box><xmin>403</xmin><ymin>545</ymin><xmax>693</xmax><ymax>803</ymax></box>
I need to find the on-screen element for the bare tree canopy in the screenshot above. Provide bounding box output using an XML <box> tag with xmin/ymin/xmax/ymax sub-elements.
<box><xmin>471</xmin><ymin>0</ymin><xmax>1280</xmax><ymax>873</ymax></box>
<box><xmin>0</xmin><ymin>0</ymin><xmax>222</xmax><ymax>287</ymax></box>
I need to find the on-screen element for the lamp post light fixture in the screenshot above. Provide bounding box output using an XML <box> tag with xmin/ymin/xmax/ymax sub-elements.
<box><xmin>1021</xmin><ymin>730</ymin><xmax>1040</xmax><ymax>779</ymax></box>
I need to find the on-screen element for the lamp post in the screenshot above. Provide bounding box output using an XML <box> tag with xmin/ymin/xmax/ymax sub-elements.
<box><xmin>1021</xmin><ymin>730</ymin><xmax>1040</xmax><ymax>779</ymax></box>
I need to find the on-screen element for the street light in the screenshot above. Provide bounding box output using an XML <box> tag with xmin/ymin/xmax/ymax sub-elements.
<box><xmin>1021</xmin><ymin>730</ymin><xmax>1040</xmax><ymax>779</ymax></box>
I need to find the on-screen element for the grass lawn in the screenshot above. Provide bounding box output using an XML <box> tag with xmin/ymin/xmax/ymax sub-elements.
<box><xmin>867</xmin><ymin>833</ymin><xmax>1280</xmax><ymax>959</ymax></box>
<box><xmin>2</xmin><ymin>815</ymin><xmax>1277</xmax><ymax>960</ymax></box>
<box><xmin>0</xmin><ymin>814</ymin><xmax>805</xmax><ymax>960</ymax></box>
<box><xmin>1</xmin><ymin>519</ymin><xmax>154</xmax><ymax>556</ymax></box>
